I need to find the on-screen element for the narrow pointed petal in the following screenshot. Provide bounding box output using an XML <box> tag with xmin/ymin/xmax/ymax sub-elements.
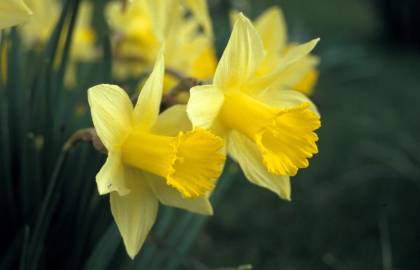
<box><xmin>255</xmin><ymin>6</ymin><xmax>287</xmax><ymax>52</ymax></box>
<box><xmin>88</xmin><ymin>84</ymin><xmax>133</xmax><ymax>149</ymax></box>
<box><xmin>214</xmin><ymin>13</ymin><xmax>265</xmax><ymax>89</ymax></box>
<box><xmin>227</xmin><ymin>131</ymin><xmax>291</xmax><ymax>200</ymax></box>
<box><xmin>145</xmin><ymin>172</ymin><xmax>213</xmax><ymax>215</ymax></box>
<box><xmin>257</xmin><ymin>89</ymin><xmax>319</xmax><ymax>115</ymax></box>
<box><xmin>133</xmin><ymin>52</ymin><xmax>165</xmax><ymax>130</ymax></box>
<box><xmin>248</xmin><ymin>39</ymin><xmax>320</xmax><ymax>93</ymax></box>
<box><xmin>0</xmin><ymin>0</ymin><xmax>32</xmax><ymax>29</ymax></box>
<box><xmin>110</xmin><ymin>169</ymin><xmax>158</xmax><ymax>259</ymax></box>
<box><xmin>265</xmin><ymin>55</ymin><xmax>320</xmax><ymax>94</ymax></box>
<box><xmin>282</xmin><ymin>38</ymin><xmax>320</xmax><ymax>67</ymax></box>
<box><xmin>96</xmin><ymin>150</ymin><xmax>130</xmax><ymax>196</ymax></box>
<box><xmin>152</xmin><ymin>105</ymin><xmax>192</xmax><ymax>136</ymax></box>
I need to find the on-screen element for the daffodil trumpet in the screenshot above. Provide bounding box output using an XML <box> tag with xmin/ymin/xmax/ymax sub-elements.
<box><xmin>88</xmin><ymin>52</ymin><xmax>225</xmax><ymax>258</ymax></box>
<box><xmin>187</xmin><ymin>13</ymin><xmax>321</xmax><ymax>200</ymax></box>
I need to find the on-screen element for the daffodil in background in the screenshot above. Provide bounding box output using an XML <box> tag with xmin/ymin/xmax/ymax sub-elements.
<box><xmin>187</xmin><ymin>14</ymin><xmax>320</xmax><ymax>200</ymax></box>
<box><xmin>20</xmin><ymin>0</ymin><xmax>60</xmax><ymax>45</ymax></box>
<box><xmin>18</xmin><ymin>0</ymin><xmax>98</xmax><ymax>87</ymax></box>
<box><xmin>106</xmin><ymin>0</ymin><xmax>216</xmax><ymax>91</ymax></box>
<box><xmin>232</xmin><ymin>7</ymin><xmax>320</xmax><ymax>95</ymax></box>
<box><xmin>0</xmin><ymin>0</ymin><xmax>32</xmax><ymax>86</ymax></box>
<box><xmin>88</xmin><ymin>52</ymin><xmax>225</xmax><ymax>258</ymax></box>
<box><xmin>65</xmin><ymin>2</ymin><xmax>99</xmax><ymax>87</ymax></box>
<box><xmin>0</xmin><ymin>0</ymin><xmax>32</xmax><ymax>30</ymax></box>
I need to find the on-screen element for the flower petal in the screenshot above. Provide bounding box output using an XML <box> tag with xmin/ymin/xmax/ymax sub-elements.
<box><xmin>187</xmin><ymin>85</ymin><xmax>224</xmax><ymax>129</ymax></box>
<box><xmin>110</xmin><ymin>168</ymin><xmax>158</xmax><ymax>259</ymax></box>
<box><xmin>0</xmin><ymin>0</ymin><xmax>32</xmax><ymax>30</ymax></box>
<box><xmin>145</xmin><ymin>172</ymin><xmax>213</xmax><ymax>215</ymax></box>
<box><xmin>214</xmin><ymin>13</ymin><xmax>265</xmax><ymax>89</ymax></box>
<box><xmin>255</xmin><ymin>6</ymin><xmax>287</xmax><ymax>52</ymax></box>
<box><xmin>227</xmin><ymin>131</ymin><xmax>291</xmax><ymax>200</ymax></box>
<box><xmin>144</xmin><ymin>0</ymin><xmax>179</xmax><ymax>41</ymax></box>
<box><xmin>248</xmin><ymin>39</ymin><xmax>320</xmax><ymax>93</ymax></box>
<box><xmin>152</xmin><ymin>105</ymin><xmax>192</xmax><ymax>136</ymax></box>
<box><xmin>88</xmin><ymin>84</ymin><xmax>133</xmax><ymax>149</ymax></box>
<box><xmin>133</xmin><ymin>51</ymin><xmax>165</xmax><ymax>130</ymax></box>
<box><xmin>96</xmin><ymin>150</ymin><xmax>130</xmax><ymax>196</ymax></box>
<box><xmin>282</xmin><ymin>38</ymin><xmax>320</xmax><ymax>67</ymax></box>
<box><xmin>257</xmin><ymin>89</ymin><xmax>319</xmax><ymax>115</ymax></box>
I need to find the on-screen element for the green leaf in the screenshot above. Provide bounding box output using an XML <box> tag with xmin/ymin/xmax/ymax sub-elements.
<box><xmin>83</xmin><ymin>224</ymin><xmax>122</xmax><ymax>270</ymax></box>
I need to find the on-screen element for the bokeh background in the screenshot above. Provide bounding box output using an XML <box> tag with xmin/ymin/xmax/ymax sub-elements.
<box><xmin>194</xmin><ymin>0</ymin><xmax>420</xmax><ymax>269</ymax></box>
<box><xmin>1</xmin><ymin>0</ymin><xmax>420</xmax><ymax>269</ymax></box>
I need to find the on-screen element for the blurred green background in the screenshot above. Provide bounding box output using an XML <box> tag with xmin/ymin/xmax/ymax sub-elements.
<box><xmin>1</xmin><ymin>0</ymin><xmax>420</xmax><ymax>269</ymax></box>
<box><xmin>194</xmin><ymin>0</ymin><xmax>420</xmax><ymax>269</ymax></box>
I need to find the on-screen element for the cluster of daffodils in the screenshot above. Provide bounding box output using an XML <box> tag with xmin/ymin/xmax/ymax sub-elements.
<box><xmin>106</xmin><ymin>0</ymin><xmax>216</xmax><ymax>93</ymax></box>
<box><xmin>1</xmin><ymin>0</ymin><xmax>321</xmax><ymax>259</ymax></box>
<box><xmin>1</xmin><ymin>0</ymin><xmax>98</xmax><ymax>86</ymax></box>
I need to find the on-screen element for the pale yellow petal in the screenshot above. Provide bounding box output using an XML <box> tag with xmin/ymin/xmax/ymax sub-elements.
<box><xmin>0</xmin><ymin>0</ymin><xmax>32</xmax><ymax>29</ymax></box>
<box><xmin>282</xmin><ymin>38</ymin><xmax>320</xmax><ymax>67</ymax></box>
<box><xmin>110</xmin><ymin>168</ymin><xmax>158</xmax><ymax>259</ymax></box>
<box><xmin>213</xmin><ymin>13</ymin><xmax>265</xmax><ymax>89</ymax></box>
<box><xmin>133</xmin><ymin>51</ymin><xmax>164</xmax><ymax>130</ymax></box>
<box><xmin>96</xmin><ymin>150</ymin><xmax>130</xmax><ymax>196</ymax></box>
<box><xmin>182</xmin><ymin>0</ymin><xmax>213</xmax><ymax>37</ymax></box>
<box><xmin>88</xmin><ymin>84</ymin><xmax>133</xmax><ymax>149</ymax></box>
<box><xmin>187</xmin><ymin>85</ymin><xmax>224</xmax><ymax>129</ymax></box>
<box><xmin>266</xmin><ymin>55</ymin><xmax>319</xmax><ymax>93</ymax></box>
<box><xmin>152</xmin><ymin>105</ymin><xmax>192</xmax><ymax>136</ymax></box>
<box><xmin>145</xmin><ymin>172</ymin><xmax>213</xmax><ymax>215</ymax></box>
<box><xmin>257</xmin><ymin>89</ymin><xmax>319</xmax><ymax>115</ymax></box>
<box><xmin>248</xmin><ymin>39</ymin><xmax>320</xmax><ymax>93</ymax></box>
<box><xmin>228</xmin><ymin>131</ymin><xmax>291</xmax><ymax>200</ymax></box>
<box><xmin>144</xmin><ymin>0</ymin><xmax>179</xmax><ymax>41</ymax></box>
<box><xmin>255</xmin><ymin>6</ymin><xmax>287</xmax><ymax>52</ymax></box>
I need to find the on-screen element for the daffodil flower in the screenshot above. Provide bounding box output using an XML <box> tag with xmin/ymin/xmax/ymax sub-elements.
<box><xmin>0</xmin><ymin>0</ymin><xmax>32</xmax><ymax>30</ymax></box>
<box><xmin>106</xmin><ymin>0</ymin><xmax>217</xmax><ymax>88</ymax></box>
<box><xmin>20</xmin><ymin>0</ymin><xmax>59</xmax><ymax>45</ymax></box>
<box><xmin>88</xmin><ymin>52</ymin><xmax>225</xmax><ymax>258</ymax></box>
<box><xmin>187</xmin><ymin>14</ymin><xmax>320</xmax><ymax>200</ymax></box>
<box><xmin>232</xmin><ymin>7</ymin><xmax>320</xmax><ymax>95</ymax></box>
<box><xmin>65</xmin><ymin>3</ymin><xmax>99</xmax><ymax>87</ymax></box>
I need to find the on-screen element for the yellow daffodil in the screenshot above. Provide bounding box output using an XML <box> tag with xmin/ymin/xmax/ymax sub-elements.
<box><xmin>106</xmin><ymin>0</ymin><xmax>216</xmax><ymax>90</ymax></box>
<box><xmin>232</xmin><ymin>7</ymin><xmax>320</xmax><ymax>95</ymax></box>
<box><xmin>88</xmin><ymin>52</ymin><xmax>225</xmax><ymax>258</ymax></box>
<box><xmin>20</xmin><ymin>0</ymin><xmax>59</xmax><ymax>45</ymax></box>
<box><xmin>18</xmin><ymin>0</ymin><xmax>98</xmax><ymax>86</ymax></box>
<box><xmin>65</xmin><ymin>3</ymin><xmax>99</xmax><ymax>87</ymax></box>
<box><xmin>187</xmin><ymin>14</ymin><xmax>320</xmax><ymax>200</ymax></box>
<box><xmin>0</xmin><ymin>0</ymin><xmax>32</xmax><ymax>30</ymax></box>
